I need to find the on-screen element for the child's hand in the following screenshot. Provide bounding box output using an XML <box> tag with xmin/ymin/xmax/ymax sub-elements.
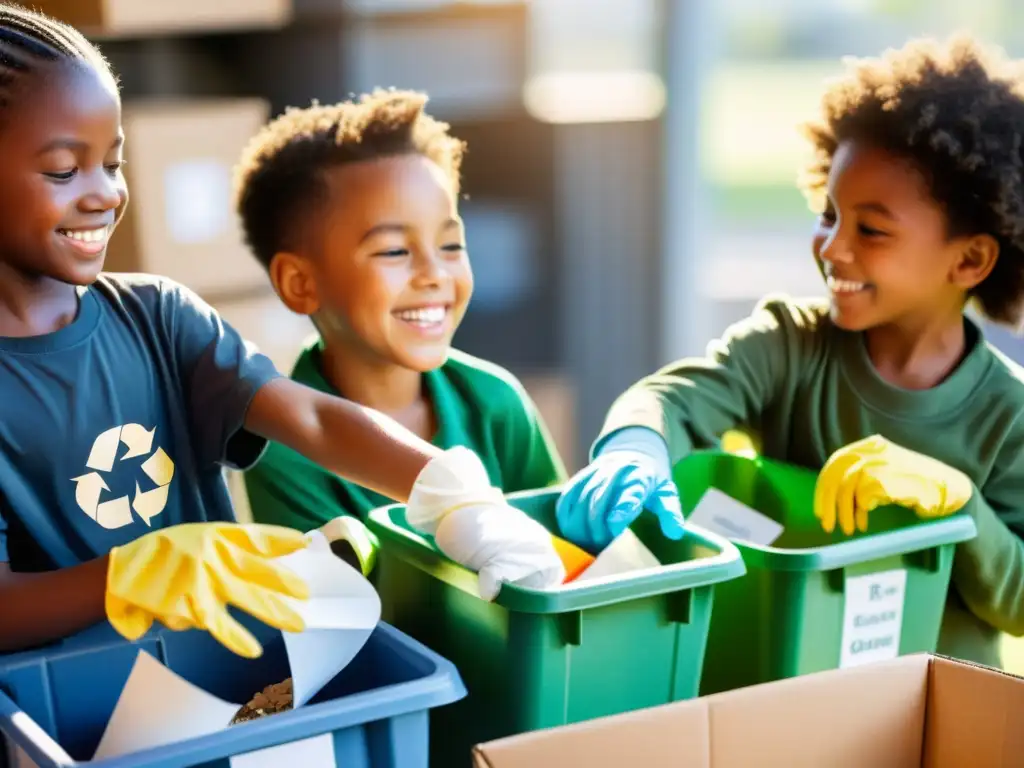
<box><xmin>405</xmin><ymin>446</ymin><xmax>565</xmax><ymax>599</ymax></box>
<box><xmin>434</xmin><ymin>502</ymin><xmax>566</xmax><ymax>600</ymax></box>
<box><xmin>105</xmin><ymin>522</ymin><xmax>311</xmax><ymax>658</ymax></box>
<box><xmin>555</xmin><ymin>427</ymin><xmax>685</xmax><ymax>553</ymax></box>
<box><xmin>405</xmin><ymin>446</ymin><xmax>505</xmax><ymax>535</ymax></box>
<box><xmin>814</xmin><ymin>435</ymin><xmax>973</xmax><ymax>536</ymax></box>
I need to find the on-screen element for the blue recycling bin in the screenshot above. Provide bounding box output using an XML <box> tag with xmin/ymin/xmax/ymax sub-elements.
<box><xmin>0</xmin><ymin>615</ymin><xmax>466</xmax><ymax>768</ymax></box>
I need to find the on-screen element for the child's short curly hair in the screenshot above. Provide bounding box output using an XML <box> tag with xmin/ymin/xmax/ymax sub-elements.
<box><xmin>233</xmin><ymin>88</ymin><xmax>466</xmax><ymax>269</ymax></box>
<box><xmin>799</xmin><ymin>35</ymin><xmax>1024</xmax><ymax>326</ymax></box>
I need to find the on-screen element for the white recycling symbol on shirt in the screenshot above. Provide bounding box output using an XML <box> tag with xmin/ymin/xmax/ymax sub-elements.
<box><xmin>71</xmin><ymin>424</ymin><xmax>175</xmax><ymax>530</ymax></box>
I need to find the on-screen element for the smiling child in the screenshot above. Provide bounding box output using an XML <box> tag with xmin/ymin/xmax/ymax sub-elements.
<box><xmin>235</xmin><ymin>90</ymin><xmax>567</xmax><ymax>547</ymax></box>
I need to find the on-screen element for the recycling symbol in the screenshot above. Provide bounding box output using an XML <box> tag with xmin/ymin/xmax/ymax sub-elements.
<box><xmin>71</xmin><ymin>423</ymin><xmax>175</xmax><ymax>530</ymax></box>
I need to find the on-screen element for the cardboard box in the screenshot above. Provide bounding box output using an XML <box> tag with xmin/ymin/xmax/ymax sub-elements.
<box><xmin>473</xmin><ymin>655</ymin><xmax>1024</xmax><ymax>768</ymax></box>
<box><xmin>31</xmin><ymin>0</ymin><xmax>290</xmax><ymax>38</ymax></box>
<box><xmin>105</xmin><ymin>99</ymin><xmax>271</xmax><ymax>300</ymax></box>
<box><xmin>234</xmin><ymin>4</ymin><xmax>526</xmax><ymax>124</ymax></box>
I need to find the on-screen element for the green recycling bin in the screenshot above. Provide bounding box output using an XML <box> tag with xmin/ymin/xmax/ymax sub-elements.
<box><xmin>366</xmin><ymin>487</ymin><xmax>746</xmax><ymax>768</ymax></box>
<box><xmin>674</xmin><ymin>450</ymin><xmax>978</xmax><ymax>696</ymax></box>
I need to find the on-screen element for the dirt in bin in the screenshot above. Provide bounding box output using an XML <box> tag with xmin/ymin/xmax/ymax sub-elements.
<box><xmin>230</xmin><ymin>678</ymin><xmax>294</xmax><ymax>724</ymax></box>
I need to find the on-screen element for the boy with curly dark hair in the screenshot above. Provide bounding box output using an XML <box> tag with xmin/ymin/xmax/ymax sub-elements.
<box><xmin>554</xmin><ymin>35</ymin><xmax>1024</xmax><ymax>669</ymax></box>
<box><xmin>234</xmin><ymin>89</ymin><xmax>566</xmax><ymax>567</ymax></box>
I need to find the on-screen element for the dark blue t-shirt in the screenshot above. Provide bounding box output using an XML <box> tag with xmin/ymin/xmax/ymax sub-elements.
<box><xmin>0</xmin><ymin>274</ymin><xmax>280</xmax><ymax>572</ymax></box>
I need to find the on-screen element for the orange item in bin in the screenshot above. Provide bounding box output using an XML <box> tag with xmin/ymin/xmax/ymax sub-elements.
<box><xmin>550</xmin><ymin>534</ymin><xmax>596</xmax><ymax>583</ymax></box>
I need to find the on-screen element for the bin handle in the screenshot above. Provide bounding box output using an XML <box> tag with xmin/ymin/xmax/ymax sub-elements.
<box><xmin>0</xmin><ymin>686</ymin><xmax>76</xmax><ymax>767</ymax></box>
<box><xmin>905</xmin><ymin>547</ymin><xmax>940</xmax><ymax>573</ymax></box>
<box><xmin>558</xmin><ymin>611</ymin><xmax>583</xmax><ymax>647</ymax></box>
<box><xmin>825</xmin><ymin>547</ymin><xmax>940</xmax><ymax>593</ymax></box>
<box><xmin>667</xmin><ymin>590</ymin><xmax>692</xmax><ymax>625</ymax></box>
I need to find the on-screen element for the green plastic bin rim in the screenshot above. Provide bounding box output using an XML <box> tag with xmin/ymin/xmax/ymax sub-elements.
<box><xmin>700</xmin><ymin>514</ymin><xmax>978</xmax><ymax>571</ymax></box>
<box><xmin>676</xmin><ymin>451</ymin><xmax>979</xmax><ymax>572</ymax></box>
<box><xmin>366</xmin><ymin>488</ymin><xmax>746</xmax><ymax>615</ymax></box>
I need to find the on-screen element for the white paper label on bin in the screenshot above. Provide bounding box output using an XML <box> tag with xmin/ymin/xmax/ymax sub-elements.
<box><xmin>685</xmin><ymin>488</ymin><xmax>784</xmax><ymax>546</ymax></box>
<box><xmin>163</xmin><ymin>159</ymin><xmax>231</xmax><ymax>244</ymax></box>
<box><xmin>91</xmin><ymin>532</ymin><xmax>381</xmax><ymax>762</ymax></box>
<box><xmin>839</xmin><ymin>568</ymin><xmax>907</xmax><ymax>669</ymax></box>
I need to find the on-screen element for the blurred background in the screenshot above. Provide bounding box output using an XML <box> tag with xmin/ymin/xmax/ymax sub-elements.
<box><xmin>30</xmin><ymin>0</ymin><xmax>1024</xmax><ymax>474</ymax></box>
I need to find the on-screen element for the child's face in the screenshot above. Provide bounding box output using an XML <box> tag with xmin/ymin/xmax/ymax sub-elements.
<box><xmin>812</xmin><ymin>140</ymin><xmax>968</xmax><ymax>332</ymax></box>
<box><xmin>306</xmin><ymin>154</ymin><xmax>472</xmax><ymax>372</ymax></box>
<box><xmin>0</xmin><ymin>61</ymin><xmax>126</xmax><ymax>285</ymax></box>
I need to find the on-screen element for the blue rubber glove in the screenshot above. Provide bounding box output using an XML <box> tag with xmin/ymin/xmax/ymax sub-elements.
<box><xmin>555</xmin><ymin>427</ymin><xmax>686</xmax><ymax>553</ymax></box>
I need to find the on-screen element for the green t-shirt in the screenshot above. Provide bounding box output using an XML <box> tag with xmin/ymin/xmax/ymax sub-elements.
<box><xmin>601</xmin><ymin>294</ymin><xmax>1024</xmax><ymax>670</ymax></box>
<box><xmin>245</xmin><ymin>338</ymin><xmax>568</xmax><ymax>532</ymax></box>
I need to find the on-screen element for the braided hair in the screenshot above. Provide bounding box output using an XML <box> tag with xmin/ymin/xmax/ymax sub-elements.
<box><xmin>0</xmin><ymin>4</ymin><xmax>114</xmax><ymax>108</ymax></box>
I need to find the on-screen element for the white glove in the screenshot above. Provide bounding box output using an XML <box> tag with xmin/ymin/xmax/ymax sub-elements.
<box><xmin>406</xmin><ymin>446</ymin><xmax>504</xmax><ymax>535</ymax></box>
<box><xmin>407</xmin><ymin>447</ymin><xmax>565</xmax><ymax>600</ymax></box>
<box><xmin>435</xmin><ymin>503</ymin><xmax>566</xmax><ymax>600</ymax></box>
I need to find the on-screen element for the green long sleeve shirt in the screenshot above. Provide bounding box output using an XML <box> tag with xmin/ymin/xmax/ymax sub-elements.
<box><xmin>601</xmin><ymin>294</ymin><xmax>1024</xmax><ymax>669</ymax></box>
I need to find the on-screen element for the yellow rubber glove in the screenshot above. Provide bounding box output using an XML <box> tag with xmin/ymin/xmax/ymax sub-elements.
<box><xmin>106</xmin><ymin>522</ymin><xmax>311</xmax><ymax>659</ymax></box>
<box><xmin>318</xmin><ymin>516</ymin><xmax>379</xmax><ymax>577</ymax></box>
<box><xmin>814</xmin><ymin>434</ymin><xmax>973</xmax><ymax>536</ymax></box>
<box><xmin>722</xmin><ymin>429</ymin><xmax>758</xmax><ymax>458</ymax></box>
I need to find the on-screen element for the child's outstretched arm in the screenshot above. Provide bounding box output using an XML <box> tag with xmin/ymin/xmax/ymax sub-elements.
<box><xmin>244</xmin><ymin>378</ymin><xmax>571</xmax><ymax>600</ymax></box>
<box><xmin>245</xmin><ymin>378</ymin><xmax>444</xmax><ymax>504</ymax></box>
<box><xmin>597</xmin><ymin>298</ymin><xmax>810</xmax><ymax>461</ymax></box>
<box><xmin>556</xmin><ymin>297</ymin><xmax>804</xmax><ymax>551</ymax></box>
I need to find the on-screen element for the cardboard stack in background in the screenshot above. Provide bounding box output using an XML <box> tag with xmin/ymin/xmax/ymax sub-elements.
<box><xmin>105</xmin><ymin>99</ymin><xmax>271</xmax><ymax>299</ymax></box>
<box><xmin>30</xmin><ymin>0</ymin><xmax>291</xmax><ymax>38</ymax></box>
<box><xmin>472</xmin><ymin>654</ymin><xmax>1024</xmax><ymax>768</ymax></box>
